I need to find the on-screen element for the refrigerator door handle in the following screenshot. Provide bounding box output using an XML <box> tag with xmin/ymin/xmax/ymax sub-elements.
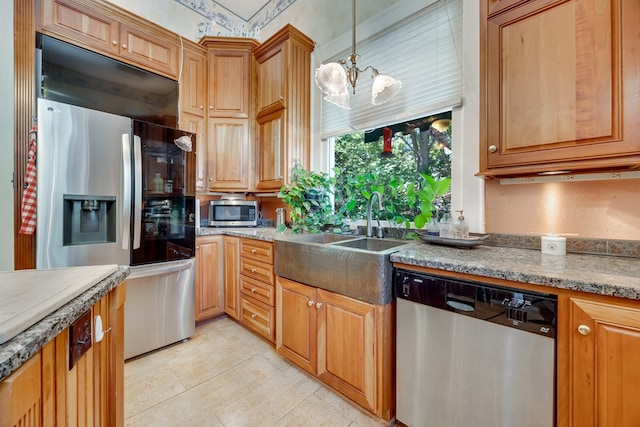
<box><xmin>121</xmin><ymin>134</ymin><xmax>131</xmax><ymax>250</ymax></box>
<box><xmin>133</xmin><ymin>135</ymin><xmax>142</xmax><ymax>249</ymax></box>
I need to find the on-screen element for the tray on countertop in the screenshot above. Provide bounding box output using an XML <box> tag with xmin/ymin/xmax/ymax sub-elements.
<box><xmin>418</xmin><ymin>234</ymin><xmax>488</xmax><ymax>248</ymax></box>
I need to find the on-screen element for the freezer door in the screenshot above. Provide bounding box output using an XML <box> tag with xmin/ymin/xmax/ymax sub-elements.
<box><xmin>36</xmin><ymin>99</ymin><xmax>132</xmax><ymax>268</ymax></box>
<box><xmin>124</xmin><ymin>259</ymin><xmax>195</xmax><ymax>359</ymax></box>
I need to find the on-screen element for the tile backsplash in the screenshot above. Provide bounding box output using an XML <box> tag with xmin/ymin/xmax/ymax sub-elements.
<box><xmin>486</xmin><ymin>234</ymin><xmax>640</xmax><ymax>258</ymax></box>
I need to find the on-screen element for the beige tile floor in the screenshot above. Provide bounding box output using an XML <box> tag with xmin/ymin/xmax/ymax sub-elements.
<box><xmin>124</xmin><ymin>316</ymin><xmax>391</xmax><ymax>427</ymax></box>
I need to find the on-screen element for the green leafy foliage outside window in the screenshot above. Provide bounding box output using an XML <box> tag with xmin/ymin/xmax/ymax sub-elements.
<box><xmin>333</xmin><ymin>115</ymin><xmax>452</xmax><ymax>232</ymax></box>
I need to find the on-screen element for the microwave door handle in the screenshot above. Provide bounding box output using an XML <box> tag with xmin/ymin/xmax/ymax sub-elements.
<box><xmin>121</xmin><ymin>134</ymin><xmax>131</xmax><ymax>250</ymax></box>
<box><xmin>133</xmin><ymin>135</ymin><xmax>142</xmax><ymax>249</ymax></box>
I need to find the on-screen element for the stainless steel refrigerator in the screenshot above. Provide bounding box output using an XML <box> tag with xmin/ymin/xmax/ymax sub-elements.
<box><xmin>37</xmin><ymin>98</ymin><xmax>196</xmax><ymax>359</ymax></box>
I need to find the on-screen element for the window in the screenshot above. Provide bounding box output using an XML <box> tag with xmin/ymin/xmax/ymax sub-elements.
<box><xmin>333</xmin><ymin>112</ymin><xmax>452</xmax><ymax>227</ymax></box>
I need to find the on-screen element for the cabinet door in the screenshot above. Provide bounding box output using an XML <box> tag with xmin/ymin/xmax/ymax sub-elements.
<box><xmin>255</xmin><ymin>108</ymin><xmax>285</xmax><ymax>191</ymax></box>
<box><xmin>207</xmin><ymin>118</ymin><xmax>250</xmax><ymax>191</ymax></box>
<box><xmin>208</xmin><ymin>49</ymin><xmax>252</xmax><ymax>118</ymax></box>
<box><xmin>179</xmin><ymin>112</ymin><xmax>207</xmax><ymax>192</ymax></box>
<box><xmin>569</xmin><ymin>298</ymin><xmax>640</xmax><ymax>427</ymax></box>
<box><xmin>223</xmin><ymin>236</ymin><xmax>240</xmax><ymax>320</ymax></box>
<box><xmin>41</xmin><ymin>0</ymin><xmax>120</xmax><ymax>56</ymax></box>
<box><xmin>316</xmin><ymin>289</ymin><xmax>377</xmax><ymax>412</ymax></box>
<box><xmin>255</xmin><ymin>45</ymin><xmax>285</xmax><ymax>112</ymax></box>
<box><xmin>119</xmin><ymin>24</ymin><xmax>179</xmax><ymax>78</ymax></box>
<box><xmin>195</xmin><ymin>236</ymin><xmax>224</xmax><ymax>322</ymax></box>
<box><xmin>180</xmin><ymin>46</ymin><xmax>207</xmax><ymax>116</ymax></box>
<box><xmin>0</xmin><ymin>354</ymin><xmax>42</xmax><ymax>427</ymax></box>
<box><xmin>276</xmin><ymin>277</ymin><xmax>317</xmax><ymax>375</ymax></box>
<box><xmin>482</xmin><ymin>0</ymin><xmax>640</xmax><ymax>175</ymax></box>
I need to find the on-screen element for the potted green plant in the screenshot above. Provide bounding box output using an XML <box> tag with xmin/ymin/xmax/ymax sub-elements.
<box><xmin>277</xmin><ymin>164</ymin><xmax>342</xmax><ymax>234</ymax></box>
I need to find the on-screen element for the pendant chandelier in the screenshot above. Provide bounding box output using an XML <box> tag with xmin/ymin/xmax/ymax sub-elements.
<box><xmin>314</xmin><ymin>0</ymin><xmax>402</xmax><ymax>110</ymax></box>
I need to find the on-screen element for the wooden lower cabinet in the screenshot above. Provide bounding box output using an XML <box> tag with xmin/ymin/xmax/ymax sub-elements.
<box><xmin>0</xmin><ymin>354</ymin><xmax>42</xmax><ymax>427</ymax></box>
<box><xmin>195</xmin><ymin>235</ymin><xmax>225</xmax><ymax>322</ymax></box>
<box><xmin>565</xmin><ymin>297</ymin><xmax>640</xmax><ymax>427</ymax></box>
<box><xmin>0</xmin><ymin>283</ymin><xmax>125</xmax><ymax>427</ymax></box>
<box><xmin>276</xmin><ymin>276</ymin><xmax>394</xmax><ymax>421</ymax></box>
<box><xmin>223</xmin><ymin>236</ymin><xmax>240</xmax><ymax>320</ymax></box>
<box><xmin>238</xmin><ymin>239</ymin><xmax>275</xmax><ymax>343</ymax></box>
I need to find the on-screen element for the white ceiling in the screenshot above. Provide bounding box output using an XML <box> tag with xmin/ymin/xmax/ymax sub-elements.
<box><xmin>214</xmin><ymin>0</ymin><xmax>271</xmax><ymax>21</ymax></box>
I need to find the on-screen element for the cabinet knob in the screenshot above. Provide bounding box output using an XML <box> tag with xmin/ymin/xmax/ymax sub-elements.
<box><xmin>251</xmin><ymin>287</ymin><xmax>256</xmax><ymax>293</ymax></box>
<box><xmin>209</xmin><ymin>177</ymin><xmax>213</xmax><ymax>181</ymax></box>
<box><xmin>121</xmin><ymin>43</ymin><xmax>127</xmax><ymax>49</ymax></box>
<box><xmin>112</xmin><ymin>40</ymin><xmax>118</xmax><ymax>46</ymax></box>
<box><xmin>209</xmin><ymin>106</ymin><xmax>213</xmax><ymax>110</ymax></box>
<box><xmin>488</xmin><ymin>145</ymin><xmax>497</xmax><ymax>153</ymax></box>
<box><xmin>251</xmin><ymin>268</ymin><xmax>256</xmax><ymax>273</ymax></box>
<box><xmin>251</xmin><ymin>313</ymin><xmax>256</xmax><ymax>319</ymax></box>
<box><xmin>315</xmin><ymin>302</ymin><xmax>322</xmax><ymax>309</ymax></box>
<box><xmin>307</xmin><ymin>300</ymin><xmax>314</xmax><ymax>307</ymax></box>
<box><xmin>577</xmin><ymin>324</ymin><xmax>592</xmax><ymax>335</ymax></box>
<box><xmin>199</xmin><ymin>105</ymin><xmax>204</xmax><ymax>110</ymax></box>
<box><xmin>251</xmin><ymin>248</ymin><xmax>257</xmax><ymax>254</ymax></box>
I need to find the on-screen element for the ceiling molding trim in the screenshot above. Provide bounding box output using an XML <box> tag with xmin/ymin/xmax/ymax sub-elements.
<box><xmin>175</xmin><ymin>0</ymin><xmax>297</xmax><ymax>39</ymax></box>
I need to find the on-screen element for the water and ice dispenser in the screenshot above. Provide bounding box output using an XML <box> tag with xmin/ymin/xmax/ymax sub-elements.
<box><xmin>63</xmin><ymin>195</ymin><xmax>116</xmax><ymax>245</ymax></box>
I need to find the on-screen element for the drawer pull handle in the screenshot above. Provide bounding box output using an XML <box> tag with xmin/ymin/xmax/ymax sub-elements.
<box><xmin>251</xmin><ymin>248</ymin><xmax>257</xmax><ymax>254</ymax></box>
<box><xmin>112</xmin><ymin>40</ymin><xmax>118</xmax><ymax>46</ymax></box>
<box><xmin>122</xmin><ymin>43</ymin><xmax>127</xmax><ymax>49</ymax></box>
<box><xmin>315</xmin><ymin>302</ymin><xmax>322</xmax><ymax>309</ymax></box>
<box><xmin>251</xmin><ymin>287</ymin><xmax>256</xmax><ymax>293</ymax></box>
<box><xmin>577</xmin><ymin>325</ymin><xmax>592</xmax><ymax>336</ymax></box>
<box><xmin>251</xmin><ymin>268</ymin><xmax>256</xmax><ymax>273</ymax></box>
<box><xmin>307</xmin><ymin>300</ymin><xmax>314</xmax><ymax>307</ymax></box>
<box><xmin>251</xmin><ymin>313</ymin><xmax>257</xmax><ymax>319</ymax></box>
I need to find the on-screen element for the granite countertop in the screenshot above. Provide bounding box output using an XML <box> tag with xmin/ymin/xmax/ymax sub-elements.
<box><xmin>391</xmin><ymin>244</ymin><xmax>640</xmax><ymax>300</ymax></box>
<box><xmin>197</xmin><ymin>226</ymin><xmax>278</xmax><ymax>242</ymax></box>
<box><xmin>0</xmin><ymin>265</ymin><xmax>130</xmax><ymax>381</ymax></box>
<box><xmin>199</xmin><ymin>227</ymin><xmax>640</xmax><ymax>301</ymax></box>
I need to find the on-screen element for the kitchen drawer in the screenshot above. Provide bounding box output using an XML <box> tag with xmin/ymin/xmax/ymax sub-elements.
<box><xmin>240</xmin><ymin>275</ymin><xmax>274</xmax><ymax>306</ymax></box>
<box><xmin>240</xmin><ymin>295</ymin><xmax>275</xmax><ymax>343</ymax></box>
<box><xmin>240</xmin><ymin>258</ymin><xmax>274</xmax><ymax>285</ymax></box>
<box><xmin>240</xmin><ymin>239</ymin><xmax>273</xmax><ymax>264</ymax></box>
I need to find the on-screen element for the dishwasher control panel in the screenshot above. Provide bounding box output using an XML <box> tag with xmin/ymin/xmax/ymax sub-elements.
<box><xmin>395</xmin><ymin>270</ymin><xmax>557</xmax><ymax>338</ymax></box>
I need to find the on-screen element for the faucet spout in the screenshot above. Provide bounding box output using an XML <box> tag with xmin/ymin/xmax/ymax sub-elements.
<box><xmin>366</xmin><ymin>191</ymin><xmax>384</xmax><ymax>238</ymax></box>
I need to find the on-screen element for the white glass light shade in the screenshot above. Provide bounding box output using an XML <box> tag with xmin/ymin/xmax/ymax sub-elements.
<box><xmin>371</xmin><ymin>73</ymin><xmax>402</xmax><ymax>105</ymax></box>
<box><xmin>315</xmin><ymin>63</ymin><xmax>351</xmax><ymax>110</ymax></box>
<box><xmin>324</xmin><ymin>91</ymin><xmax>351</xmax><ymax>110</ymax></box>
<box><xmin>315</xmin><ymin>63</ymin><xmax>348</xmax><ymax>95</ymax></box>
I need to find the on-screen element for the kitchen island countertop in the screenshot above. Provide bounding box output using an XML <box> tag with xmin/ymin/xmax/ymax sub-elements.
<box><xmin>0</xmin><ymin>265</ymin><xmax>130</xmax><ymax>381</ymax></box>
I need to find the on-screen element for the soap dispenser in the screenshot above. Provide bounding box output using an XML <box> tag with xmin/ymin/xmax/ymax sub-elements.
<box><xmin>438</xmin><ymin>211</ymin><xmax>453</xmax><ymax>238</ymax></box>
<box><xmin>453</xmin><ymin>210</ymin><xmax>469</xmax><ymax>239</ymax></box>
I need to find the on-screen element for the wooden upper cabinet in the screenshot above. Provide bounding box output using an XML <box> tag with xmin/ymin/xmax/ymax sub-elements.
<box><xmin>179</xmin><ymin>44</ymin><xmax>207</xmax><ymax>116</ymax></box>
<box><xmin>254</xmin><ymin>25</ymin><xmax>314</xmax><ymax>191</ymax></box>
<box><xmin>199</xmin><ymin>38</ymin><xmax>257</xmax><ymax>191</ymax></box>
<box><xmin>41</xmin><ymin>0</ymin><xmax>120</xmax><ymax>55</ymax></box>
<box><xmin>118</xmin><ymin>24</ymin><xmax>179</xmax><ymax>77</ymax></box>
<box><xmin>567</xmin><ymin>297</ymin><xmax>640</xmax><ymax>427</ymax></box>
<box><xmin>39</xmin><ymin>0</ymin><xmax>180</xmax><ymax>79</ymax></box>
<box><xmin>206</xmin><ymin>118</ymin><xmax>251</xmax><ymax>190</ymax></box>
<box><xmin>255</xmin><ymin>44</ymin><xmax>286</xmax><ymax>112</ymax></box>
<box><xmin>486</xmin><ymin>0</ymin><xmax>530</xmax><ymax>16</ymax></box>
<box><xmin>255</xmin><ymin>108</ymin><xmax>285</xmax><ymax>190</ymax></box>
<box><xmin>480</xmin><ymin>0</ymin><xmax>640</xmax><ymax>176</ymax></box>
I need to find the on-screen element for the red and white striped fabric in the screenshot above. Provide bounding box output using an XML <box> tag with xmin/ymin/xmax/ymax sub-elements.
<box><xmin>19</xmin><ymin>123</ymin><xmax>37</xmax><ymax>235</ymax></box>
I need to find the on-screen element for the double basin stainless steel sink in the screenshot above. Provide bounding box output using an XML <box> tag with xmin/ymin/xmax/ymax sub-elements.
<box><xmin>274</xmin><ymin>233</ymin><xmax>416</xmax><ymax>305</ymax></box>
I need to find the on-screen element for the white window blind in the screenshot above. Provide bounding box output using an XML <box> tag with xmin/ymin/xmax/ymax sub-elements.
<box><xmin>320</xmin><ymin>0</ymin><xmax>463</xmax><ymax>139</ymax></box>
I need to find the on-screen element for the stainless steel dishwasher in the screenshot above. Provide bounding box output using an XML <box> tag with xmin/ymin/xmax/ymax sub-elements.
<box><xmin>395</xmin><ymin>270</ymin><xmax>557</xmax><ymax>427</ymax></box>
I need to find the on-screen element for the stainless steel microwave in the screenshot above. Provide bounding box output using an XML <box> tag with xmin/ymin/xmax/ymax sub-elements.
<box><xmin>208</xmin><ymin>200</ymin><xmax>258</xmax><ymax>227</ymax></box>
